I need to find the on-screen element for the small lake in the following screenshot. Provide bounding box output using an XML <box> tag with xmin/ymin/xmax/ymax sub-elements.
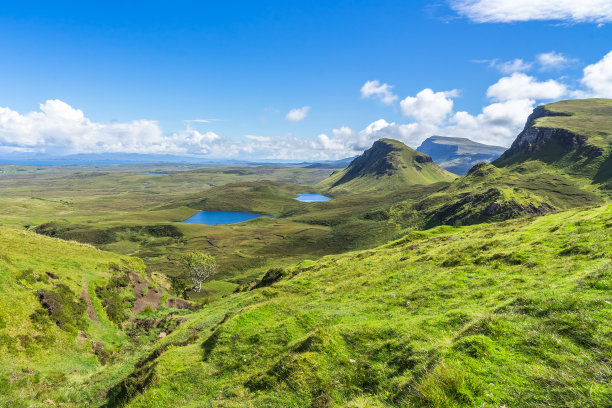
<box><xmin>138</xmin><ymin>172</ymin><xmax>169</xmax><ymax>175</ymax></box>
<box><xmin>293</xmin><ymin>193</ymin><xmax>331</xmax><ymax>202</ymax></box>
<box><xmin>181</xmin><ymin>211</ymin><xmax>269</xmax><ymax>225</ymax></box>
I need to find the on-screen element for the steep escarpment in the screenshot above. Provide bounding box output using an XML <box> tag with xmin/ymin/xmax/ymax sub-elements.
<box><xmin>494</xmin><ymin>99</ymin><xmax>612</xmax><ymax>186</ymax></box>
<box><xmin>318</xmin><ymin>138</ymin><xmax>456</xmax><ymax>193</ymax></box>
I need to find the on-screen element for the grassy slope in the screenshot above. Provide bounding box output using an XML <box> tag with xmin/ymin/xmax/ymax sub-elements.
<box><xmin>318</xmin><ymin>139</ymin><xmax>456</xmax><ymax>194</ymax></box>
<box><xmin>536</xmin><ymin>99</ymin><xmax>612</xmax><ymax>149</ymax></box>
<box><xmin>11</xmin><ymin>175</ymin><xmax>450</xmax><ymax>301</ymax></box>
<box><xmin>107</xmin><ymin>204</ymin><xmax>611</xmax><ymax>408</ymax></box>
<box><xmin>494</xmin><ymin>99</ymin><xmax>612</xmax><ymax>187</ymax></box>
<box><xmin>0</xmin><ymin>228</ymin><xmax>152</xmax><ymax>406</ymax></box>
<box><xmin>400</xmin><ymin>161</ymin><xmax>605</xmax><ymax>229</ymax></box>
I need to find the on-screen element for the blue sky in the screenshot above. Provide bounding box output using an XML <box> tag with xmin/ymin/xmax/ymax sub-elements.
<box><xmin>0</xmin><ymin>0</ymin><xmax>611</xmax><ymax>160</ymax></box>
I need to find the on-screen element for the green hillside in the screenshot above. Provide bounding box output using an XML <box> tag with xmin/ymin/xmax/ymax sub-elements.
<box><xmin>100</xmin><ymin>204</ymin><xmax>611</xmax><ymax>408</ymax></box>
<box><xmin>318</xmin><ymin>139</ymin><xmax>457</xmax><ymax>193</ymax></box>
<box><xmin>0</xmin><ymin>227</ymin><xmax>186</xmax><ymax>407</ymax></box>
<box><xmin>384</xmin><ymin>99</ymin><xmax>612</xmax><ymax>229</ymax></box>
<box><xmin>494</xmin><ymin>98</ymin><xmax>612</xmax><ymax>187</ymax></box>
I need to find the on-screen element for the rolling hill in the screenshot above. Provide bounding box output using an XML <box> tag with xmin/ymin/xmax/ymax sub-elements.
<box><xmin>417</xmin><ymin>136</ymin><xmax>506</xmax><ymax>175</ymax></box>
<box><xmin>318</xmin><ymin>138</ymin><xmax>457</xmax><ymax>193</ymax></box>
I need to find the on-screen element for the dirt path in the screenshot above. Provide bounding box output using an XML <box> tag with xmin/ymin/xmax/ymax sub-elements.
<box><xmin>130</xmin><ymin>272</ymin><xmax>162</xmax><ymax>315</ymax></box>
<box><xmin>81</xmin><ymin>283</ymin><xmax>98</xmax><ymax>321</ymax></box>
<box><xmin>166</xmin><ymin>297</ymin><xmax>194</xmax><ymax>310</ymax></box>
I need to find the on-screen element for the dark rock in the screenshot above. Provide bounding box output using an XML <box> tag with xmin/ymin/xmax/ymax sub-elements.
<box><xmin>45</xmin><ymin>271</ymin><xmax>59</xmax><ymax>279</ymax></box>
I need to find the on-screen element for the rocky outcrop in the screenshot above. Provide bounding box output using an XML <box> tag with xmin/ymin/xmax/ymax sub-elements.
<box><xmin>500</xmin><ymin>126</ymin><xmax>603</xmax><ymax>160</ymax></box>
<box><xmin>497</xmin><ymin>106</ymin><xmax>603</xmax><ymax>162</ymax></box>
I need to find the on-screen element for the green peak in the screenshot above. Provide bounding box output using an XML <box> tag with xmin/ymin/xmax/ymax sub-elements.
<box><xmin>318</xmin><ymin>138</ymin><xmax>456</xmax><ymax>193</ymax></box>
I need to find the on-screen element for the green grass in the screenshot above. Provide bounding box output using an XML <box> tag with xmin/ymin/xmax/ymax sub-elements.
<box><xmin>0</xmin><ymin>228</ymin><xmax>144</xmax><ymax>406</ymax></box>
<box><xmin>95</xmin><ymin>204</ymin><xmax>611</xmax><ymax>408</ymax></box>
<box><xmin>535</xmin><ymin>99</ymin><xmax>612</xmax><ymax>149</ymax></box>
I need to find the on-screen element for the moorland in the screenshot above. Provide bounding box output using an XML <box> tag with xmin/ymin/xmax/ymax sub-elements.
<box><xmin>0</xmin><ymin>98</ymin><xmax>610</xmax><ymax>407</ymax></box>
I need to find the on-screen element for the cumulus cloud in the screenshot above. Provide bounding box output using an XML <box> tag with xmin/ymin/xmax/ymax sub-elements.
<box><xmin>4</xmin><ymin>50</ymin><xmax>611</xmax><ymax>161</ymax></box>
<box><xmin>400</xmin><ymin>88</ymin><xmax>459</xmax><ymax>123</ymax></box>
<box><xmin>580</xmin><ymin>50</ymin><xmax>612</xmax><ymax>97</ymax></box>
<box><xmin>537</xmin><ymin>52</ymin><xmax>573</xmax><ymax>70</ymax></box>
<box><xmin>0</xmin><ymin>99</ymin><xmax>229</xmax><ymax>156</ymax></box>
<box><xmin>0</xmin><ymin>100</ymin><xmax>168</xmax><ymax>154</ymax></box>
<box><xmin>486</xmin><ymin>73</ymin><xmax>567</xmax><ymax>102</ymax></box>
<box><xmin>450</xmin><ymin>0</ymin><xmax>612</xmax><ymax>23</ymax></box>
<box><xmin>285</xmin><ymin>106</ymin><xmax>310</xmax><ymax>122</ymax></box>
<box><xmin>313</xmin><ymin>119</ymin><xmax>440</xmax><ymax>157</ymax></box>
<box><xmin>361</xmin><ymin>80</ymin><xmax>398</xmax><ymax>105</ymax></box>
<box><xmin>447</xmin><ymin>99</ymin><xmax>536</xmax><ymax>145</ymax></box>
<box><xmin>245</xmin><ymin>135</ymin><xmax>272</xmax><ymax>142</ymax></box>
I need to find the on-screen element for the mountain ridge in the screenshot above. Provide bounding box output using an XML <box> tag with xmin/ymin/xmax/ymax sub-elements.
<box><xmin>417</xmin><ymin>136</ymin><xmax>507</xmax><ymax>175</ymax></box>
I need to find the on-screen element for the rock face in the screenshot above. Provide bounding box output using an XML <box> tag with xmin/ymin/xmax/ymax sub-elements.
<box><xmin>497</xmin><ymin>107</ymin><xmax>603</xmax><ymax>161</ymax></box>
<box><xmin>417</xmin><ymin>136</ymin><xmax>506</xmax><ymax>175</ymax></box>
<box><xmin>493</xmin><ymin>99</ymin><xmax>612</xmax><ymax>188</ymax></box>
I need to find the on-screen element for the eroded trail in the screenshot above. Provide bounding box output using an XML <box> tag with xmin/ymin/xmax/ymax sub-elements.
<box><xmin>81</xmin><ymin>283</ymin><xmax>98</xmax><ymax>321</ymax></box>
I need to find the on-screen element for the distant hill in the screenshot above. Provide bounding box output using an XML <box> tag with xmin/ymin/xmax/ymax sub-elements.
<box><xmin>302</xmin><ymin>156</ymin><xmax>357</xmax><ymax>169</ymax></box>
<box><xmin>318</xmin><ymin>138</ymin><xmax>456</xmax><ymax>193</ymax></box>
<box><xmin>417</xmin><ymin>136</ymin><xmax>506</xmax><ymax>175</ymax></box>
<box><xmin>494</xmin><ymin>98</ymin><xmax>612</xmax><ymax>187</ymax></box>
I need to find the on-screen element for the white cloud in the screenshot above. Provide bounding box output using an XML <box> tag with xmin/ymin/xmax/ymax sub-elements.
<box><xmin>360</xmin><ymin>80</ymin><xmax>398</xmax><ymax>105</ymax></box>
<box><xmin>537</xmin><ymin>52</ymin><xmax>572</xmax><ymax>70</ymax></box>
<box><xmin>492</xmin><ymin>59</ymin><xmax>533</xmax><ymax>74</ymax></box>
<box><xmin>0</xmin><ymin>99</ymin><xmax>228</xmax><ymax>156</ymax></box>
<box><xmin>400</xmin><ymin>88</ymin><xmax>459</xmax><ymax>123</ymax></box>
<box><xmin>486</xmin><ymin>73</ymin><xmax>567</xmax><ymax>102</ymax></box>
<box><xmin>285</xmin><ymin>106</ymin><xmax>310</xmax><ymax>122</ymax></box>
<box><xmin>580</xmin><ymin>50</ymin><xmax>612</xmax><ymax>97</ymax></box>
<box><xmin>447</xmin><ymin>99</ymin><xmax>536</xmax><ymax>146</ymax></box>
<box><xmin>451</xmin><ymin>0</ymin><xmax>612</xmax><ymax>23</ymax></box>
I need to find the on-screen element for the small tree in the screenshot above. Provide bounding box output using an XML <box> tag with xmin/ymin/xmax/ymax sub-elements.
<box><xmin>181</xmin><ymin>251</ymin><xmax>217</xmax><ymax>293</ymax></box>
<box><xmin>169</xmin><ymin>275</ymin><xmax>189</xmax><ymax>299</ymax></box>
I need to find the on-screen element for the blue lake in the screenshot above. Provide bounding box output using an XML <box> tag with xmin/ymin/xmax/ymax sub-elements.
<box><xmin>138</xmin><ymin>172</ymin><xmax>169</xmax><ymax>175</ymax></box>
<box><xmin>293</xmin><ymin>193</ymin><xmax>331</xmax><ymax>202</ymax></box>
<box><xmin>181</xmin><ymin>211</ymin><xmax>269</xmax><ymax>225</ymax></box>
